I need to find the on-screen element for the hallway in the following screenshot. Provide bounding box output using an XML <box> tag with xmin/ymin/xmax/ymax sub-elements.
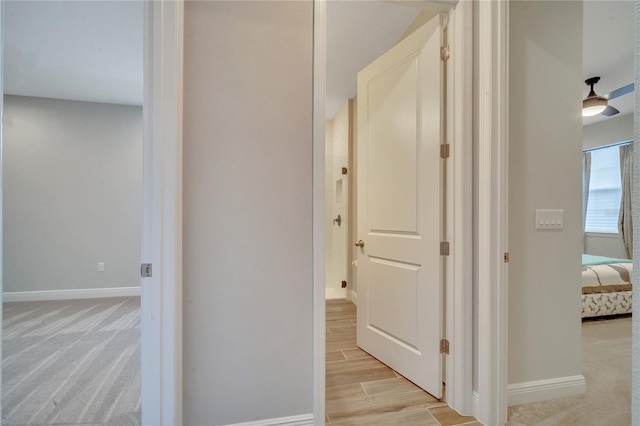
<box><xmin>325</xmin><ymin>299</ymin><xmax>479</xmax><ymax>425</ymax></box>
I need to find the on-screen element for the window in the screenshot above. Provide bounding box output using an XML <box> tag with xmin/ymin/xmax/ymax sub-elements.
<box><xmin>585</xmin><ymin>145</ymin><xmax>622</xmax><ymax>233</ymax></box>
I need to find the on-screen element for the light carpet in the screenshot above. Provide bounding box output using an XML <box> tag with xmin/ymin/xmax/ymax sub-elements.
<box><xmin>2</xmin><ymin>297</ymin><xmax>141</xmax><ymax>426</ymax></box>
<box><xmin>508</xmin><ymin>315</ymin><xmax>631</xmax><ymax>426</ymax></box>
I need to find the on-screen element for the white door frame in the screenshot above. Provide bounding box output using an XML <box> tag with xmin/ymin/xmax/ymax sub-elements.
<box><xmin>635</xmin><ymin>3</ymin><xmax>640</xmax><ymax>424</ymax></box>
<box><xmin>0</xmin><ymin>2</ymin><xmax>5</xmax><ymax>421</ymax></box>
<box><xmin>312</xmin><ymin>1</ymin><xmax>327</xmax><ymax>422</ymax></box>
<box><xmin>634</xmin><ymin>2</ymin><xmax>640</xmax><ymax>421</ymax></box>
<box><xmin>474</xmin><ymin>1</ymin><xmax>509</xmax><ymax>425</ymax></box>
<box><xmin>445</xmin><ymin>0</ymin><xmax>473</xmax><ymax>414</ymax></box>
<box><xmin>141</xmin><ymin>1</ymin><xmax>184</xmax><ymax>425</ymax></box>
<box><xmin>312</xmin><ymin>0</ymin><xmax>489</xmax><ymax>422</ymax></box>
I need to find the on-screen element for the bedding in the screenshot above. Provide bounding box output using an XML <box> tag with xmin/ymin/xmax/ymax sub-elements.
<box><xmin>582</xmin><ymin>254</ymin><xmax>633</xmax><ymax>318</ymax></box>
<box><xmin>582</xmin><ymin>254</ymin><xmax>632</xmax><ymax>266</ymax></box>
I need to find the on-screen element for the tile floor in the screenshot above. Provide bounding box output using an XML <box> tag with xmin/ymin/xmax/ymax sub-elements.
<box><xmin>325</xmin><ymin>299</ymin><xmax>480</xmax><ymax>425</ymax></box>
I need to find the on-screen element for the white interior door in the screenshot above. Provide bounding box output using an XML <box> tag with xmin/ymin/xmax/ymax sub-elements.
<box><xmin>356</xmin><ymin>15</ymin><xmax>445</xmax><ymax>398</ymax></box>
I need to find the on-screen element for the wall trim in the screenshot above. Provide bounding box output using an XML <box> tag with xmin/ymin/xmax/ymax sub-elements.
<box><xmin>472</xmin><ymin>391</ymin><xmax>480</xmax><ymax>418</ymax></box>
<box><xmin>348</xmin><ymin>290</ymin><xmax>358</xmax><ymax>305</ymax></box>
<box><xmin>633</xmin><ymin>2</ymin><xmax>640</xmax><ymax>421</ymax></box>
<box><xmin>584</xmin><ymin>232</ymin><xmax>621</xmax><ymax>238</ymax></box>
<box><xmin>445</xmin><ymin>0</ymin><xmax>474</xmax><ymax>415</ymax></box>
<box><xmin>475</xmin><ymin>0</ymin><xmax>509</xmax><ymax>424</ymax></box>
<box><xmin>141</xmin><ymin>1</ymin><xmax>184</xmax><ymax>424</ymax></box>
<box><xmin>225</xmin><ymin>413</ymin><xmax>314</xmax><ymax>426</ymax></box>
<box><xmin>0</xmin><ymin>6</ymin><xmax>6</xmax><ymax>422</ymax></box>
<box><xmin>312</xmin><ymin>0</ymin><xmax>327</xmax><ymax>424</ymax></box>
<box><xmin>3</xmin><ymin>287</ymin><xmax>140</xmax><ymax>302</ymax></box>
<box><xmin>507</xmin><ymin>375</ymin><xmax>586</xmax><ymax>407</ymax></box>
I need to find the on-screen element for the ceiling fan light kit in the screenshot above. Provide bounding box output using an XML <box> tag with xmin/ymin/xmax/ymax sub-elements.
<box><xmin>582</xmin><ymin>76</ymin><xmax>628</xmax><ymax>118</ymax></box>
<box><xmin>582</xmin><ymin>97</ymin><xmax>607</xmax><ymax>116</ymax></box>
<box><xmin>582</xmin><ymin>76</ymin><xmax>607</xmax><ymax>116</ymax></box>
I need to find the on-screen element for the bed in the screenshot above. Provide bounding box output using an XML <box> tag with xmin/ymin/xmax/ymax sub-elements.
<box><xmin>582</xmin><ymin>254</ymin><xmax>633</xmax><ymax>318</ymax></box>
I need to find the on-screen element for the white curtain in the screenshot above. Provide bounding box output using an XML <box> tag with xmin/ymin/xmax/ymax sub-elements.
<box><xmin>583</xmin><ymin>151</ymin><xmax>591</xmax><ymax>252</ymax></box>
<box><xmin>619</xmin><ymin>144</ymin><xmax>633</xmax><ymax>258</ymax></box>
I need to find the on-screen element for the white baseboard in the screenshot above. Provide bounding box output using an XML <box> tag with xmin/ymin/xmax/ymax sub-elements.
<box><xmin>348</xmin><ymin>290</ymin><xmax>358</xmax><ymax>305</ymax></box>
<box><xmin>225</xmin><ymin>413</ymin><xmax>314</xmax><ymax>426</ymax></box>
<box><xmin>472</xmin><ymin>391</ymin><xmax>480</xmax><ymax>418</ymax></box>
<box><xmin>507</xmin><ymin>375</ymin><xmax>586</xmax><ymax>407</ymax></box>
<box><xmin>3</xmin><ymin>286</ymin><xmax>141</xmax><ymax>302</ymax></box>
<box><xmin>325</xmin><ymin>287</ymin><xmax>347</xmax><ymax>300</ymax></box>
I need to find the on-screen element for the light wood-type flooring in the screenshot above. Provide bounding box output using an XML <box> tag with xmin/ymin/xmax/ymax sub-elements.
<box><xmin>326</xmin><ymin>299</ymin><xmax>480</xmax><ymax>425</ymax></box>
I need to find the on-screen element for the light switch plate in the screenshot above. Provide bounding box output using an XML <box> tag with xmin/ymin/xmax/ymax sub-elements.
<box><xmin>535</xmin><ymin>209</ymin><xmax>564</xmax><ymax>230</ymax></box>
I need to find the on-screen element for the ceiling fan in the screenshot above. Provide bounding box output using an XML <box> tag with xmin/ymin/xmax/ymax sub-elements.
<box><xmin>582</xmin><ymin>76</ymin><xmax>634</xmax><ymax>117</ymax></box>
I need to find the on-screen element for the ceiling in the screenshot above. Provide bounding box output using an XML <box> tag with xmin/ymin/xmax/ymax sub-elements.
<box><xmin>327</xmin><ymin>0</ymin><xmax>635</xmax><ymax>124</ymax></box>
<box><xmin>582</xmin><ymin>1</ymin><xmax>635</xmax><ymax>126</ymax></box>
<box><xmin>326</xmin><ymin>1</ymin><xmax>422</xmax><ymax>118</ymax></box>
<box><xmin>2</xmin><ymin>1</ymin><xmax>635</xmax><ymax>123</ymax></box>
<box><xmin>4</xmin><ymin>0</ymin><xmax>143</xmax><ymax>106</ymax></box>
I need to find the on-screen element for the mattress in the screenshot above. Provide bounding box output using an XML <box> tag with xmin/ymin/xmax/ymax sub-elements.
<box><xmin>582</xmin><ymin>254</ymin><xmax>633</xmax><ymax>318</ymax></box>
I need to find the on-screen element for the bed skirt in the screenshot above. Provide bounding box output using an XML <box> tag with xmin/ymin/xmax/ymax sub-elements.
<box><xmin>582</xmin><ymin>290</ymin><xmax>632</xmax><ymax>318</ymax></box>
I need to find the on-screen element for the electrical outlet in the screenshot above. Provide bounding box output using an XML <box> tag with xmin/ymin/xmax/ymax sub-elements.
<box><xmin>98</xmin><ymin>262</ymin><xmax>105</xmax><ymax>272</ymax></box>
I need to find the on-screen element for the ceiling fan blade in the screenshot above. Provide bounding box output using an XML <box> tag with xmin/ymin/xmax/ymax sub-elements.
<box><xmin>601</xmin><ymin>105</ymin><xmax>620</xmax><ymax>117</ymax></box>
<box><xmin>605</xmin><ymin>83</ymin><xmax>634</xmax><ymax>100</ymax></box>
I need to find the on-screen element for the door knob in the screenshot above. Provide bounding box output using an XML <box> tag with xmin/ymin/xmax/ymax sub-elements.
<box><xmin>354</xmin><ymin>240</ymin><xmax>365</xmax><ymax>247</ymax></box>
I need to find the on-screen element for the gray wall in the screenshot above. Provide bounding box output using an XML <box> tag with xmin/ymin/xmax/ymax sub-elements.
<box><xmin>182</xmin><ymin>1</ymin><xmax>314</xmax><ymax>424</ymax></box>
<box><xmin>3</xmin><ymin>95</ymin><xmax>142</xmax><ymax>293</ymax></box>
<box><xmin>508</xmin><ymin>1</ymin><xmax>583</xmax><ymax>389</ymax></box>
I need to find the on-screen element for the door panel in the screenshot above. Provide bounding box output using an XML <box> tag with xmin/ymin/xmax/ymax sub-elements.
<box><xmin>369</xmin><ymin>258</ymin><xmax>419</xmax><ymax>347</ymax></box>
<box><xmin>369</xmin><ymin>57</ymin><xmax>418</xmax><ymax>233</ymax></box>
<box><xmin>356</xmin><ymin>14</ymin><xmax>444</xmax><ymax>398</ymax></box>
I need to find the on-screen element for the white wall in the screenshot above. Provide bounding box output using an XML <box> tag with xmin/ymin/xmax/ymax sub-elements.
<box><xmin>582</xmin><ymin>113</ymin><xmax>633</xmax><ymax>258</ymax></box>
<box><xmin>584</xmin><ymin>233</ymin><xmax>627</xmax><ymax>258</ymax></box>
<box><xmin>182</xmin><ymin>1</ymin><xmax>314</xmax><ymax>424</ymax></box>
<box><xmin>583</xmin><ymin>113</ymin><xmax>633</xmax><ymax>150</ymax></box>
<box><xmin>3</xmin><ymin>95</ymin><xmax>142</xmax><ymax>293</ymax></box>
<box><xmin>508</xmin><ymin>0</ymin><xmax>584</xmax><ymax>401</ymax></box>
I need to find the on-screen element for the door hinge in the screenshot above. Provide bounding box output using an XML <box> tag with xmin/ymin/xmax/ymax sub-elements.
<box><xmin>504</xmin><ymin>252</ymin><xmax>510</xmax><ymax>263</ymax></box>
<box><xmin>441</xmin><ymin>45</ymin><xmax>450</xmax><ymax>62</ymax></box>
<box><xmin>440</xmin><ymin>339</ymin><xmax>450</xmax><ymax>354</ymax></box>
<box><xmin>440</xmin><ymin>144</ymin><xmax>450</xmax><ymax>159</ymax></box>
<box><xmin>141</xmin><ymin>263</ymin><xmax>152</xmax><ymax>278</ymax></box>
<box><xmin>440</xmin><ymin>241</ymin><xmax>450</xmax><ymax>256</ymax></box>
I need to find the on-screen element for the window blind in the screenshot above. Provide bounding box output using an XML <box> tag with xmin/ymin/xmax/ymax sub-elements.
<box><xmin>585</xmin><ymin>145</ymin><xmax>621</xmax><ymax>233</ymax></box>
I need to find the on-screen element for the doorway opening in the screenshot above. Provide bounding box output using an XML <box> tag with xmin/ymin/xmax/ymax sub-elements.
<box><xmin>508</xmin><ymin>2</ymin><xmax>635</xmax><ymax>423</ymax></box>
<box><xmin>323</xmin><ymin>0</ymin><xmax>440</xmax><ymax>310</ymax></box>
<box><xmin>323</xmin><ymin>2</ymin><xmax>471</xmax><ymax>422</ymax></box>
<box><xmin>1</xmin><ymin>2</ymin><xmax>144</xmax><ymax>423</ymax></box>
